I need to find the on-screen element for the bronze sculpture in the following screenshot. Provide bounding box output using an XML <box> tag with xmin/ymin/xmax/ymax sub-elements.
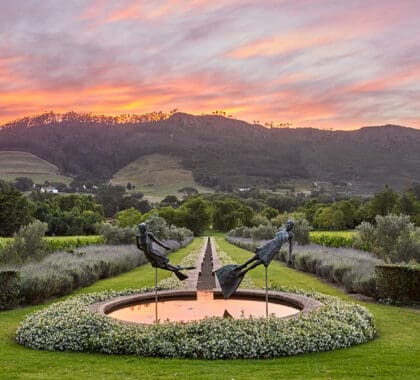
<box><xmin>216</xmin><ymin>220</ymin><xmax>294</xmax><ymax>298</ymax></box>
<box><xmin>136</xmin><ymin>223</ymin><xmax>193</xmax><ymax>281</ymax></box>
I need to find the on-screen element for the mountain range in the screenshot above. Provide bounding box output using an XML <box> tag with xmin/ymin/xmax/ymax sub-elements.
<box><xmin>0</xmin><ymin>112</ymin><xmax>419</xmax><ymax>193</ymax></box>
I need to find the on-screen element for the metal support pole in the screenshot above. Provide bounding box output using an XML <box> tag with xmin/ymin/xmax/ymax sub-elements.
<box><xmin>155</xmin><ymin>267</ymin><xmax>158</xmax><ymax>324</ymax></box>
<box><xmin>288</xmin><ymin>237</ymin><xmax>293</xmax><ymax>267</ymax></box>
<box><xmin>265</xmin><ymin>265</ymin><xmax>268</xmax><ymax>318</ymax></box>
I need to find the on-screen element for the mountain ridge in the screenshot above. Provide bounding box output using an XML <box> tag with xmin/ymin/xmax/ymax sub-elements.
<box><xmin>0</xmin><ymin>112</ymin><xmax>419</xmax><ymax>193</ymax></box>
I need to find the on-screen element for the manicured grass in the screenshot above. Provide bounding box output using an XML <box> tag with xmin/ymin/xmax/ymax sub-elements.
<box><xmin>0</xmin><ymin>237</ymin><xmax>418</xmax><ymax>379</ymax></box>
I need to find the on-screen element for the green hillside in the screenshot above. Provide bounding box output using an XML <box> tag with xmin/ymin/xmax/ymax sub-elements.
<box><xmin>0</xmin><ymin>151</ymin><xmax>72</xmax><ymax>185</ymax></box>
<box><xmin>110</xmin><ymin>154</ymin><xmax>213</xmax><ymax>201</ymax></box>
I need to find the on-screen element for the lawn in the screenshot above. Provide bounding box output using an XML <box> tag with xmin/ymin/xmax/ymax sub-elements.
<box><xmin>0</xmin><ymin>237</ymin><xmax>418</xmax><ymax>379</ymax></box>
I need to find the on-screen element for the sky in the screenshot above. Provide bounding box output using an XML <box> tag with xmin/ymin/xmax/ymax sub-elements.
<box><xmin>1</xmin><ymin>0</ymin><xmax>420</xmax><ymax>129</ymax></box>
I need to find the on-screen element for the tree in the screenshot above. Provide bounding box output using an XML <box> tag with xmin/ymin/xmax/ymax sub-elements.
<box><xmin>80</xmin><ymin>210</ymin><xmax>103</xmax><ymax>234</ymax></box>
<box><xmin>30</xmin><ymin>192</ymin><xmax>104</xmax><ymax>235</ymax></box>
<box><xmin>261</xmin><ymin>206</ymin><xmax>279</xmax><ymax>220</ymax></box>
<box><xmin>14</xmin><ymin>177</ymin><xmax>34</xmax><ymax>191</ymax></box>
<box><xmin>367</xmin><ymin>185</ymin><xmax>398</xmax><ymax>221</ymax></box>
<box><xmin>213</xmin><ymin>199</ymin><xmax>253</xmax><ymax>231</ymax></box>
<box><xmin>0</xmin><ymin>220</ymin><xmax>47</xmax><ymax>263</ymax></box>
<box><xmin>160</xmin><ymin>195</ymin><xmax>179</xmax><ymax>208</ymax></box>
<box><xmin>116</xmin><ymin>208</ymin><xmax>143</xmax><ymax>228</ymax></box>
<box><xmin>313</xmin><ymin>206</ymin><xmax>346</xmax><ymax>230</ymax></box>
<box><xmin>96</xmin><ymin>185</ymin><xmax>126</xmax><ymax>217</ymax></box>
<box><xmin>395</xmin><ymin>188</ymin><xmax>420</xmax><ymax>225</ymax></box>
<box><xmin>266</xmin><ymin>195</ymin><xmax>296</xmax><ymax>212</ymax></box>
<box><xmin>0</xmin><ymin>181</ymin><xmax>34</xmax><ymax>236</ymax></box>
<box><xmin>336</xmin><ymin>200</ymin><xmax>358</xmax><ymax>229</ymax></box>
<box><xmin>178</xmin><ymin>196</ymin><xmax>212</xmax><ymax>235</ymax></box>
<box><xmin>158</xmin><ymin>206</ymin><xmax>182</xmax><ymax>226</ymax></box>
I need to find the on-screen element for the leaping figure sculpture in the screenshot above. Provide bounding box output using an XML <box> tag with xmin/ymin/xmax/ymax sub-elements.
<box><xmin>216</xmin><ymin>220</ymin><xmax>294</xmax><ymax>299</ymax></box>
<box><xmin>136</xmin><ymin>223</ymin><xmax>194</xmax><ymax>281</ymax></box>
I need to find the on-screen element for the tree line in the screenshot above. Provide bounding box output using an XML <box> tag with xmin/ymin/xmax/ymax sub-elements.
<box><xmin>1</xmin><ymin>179</ymin><xmax>419</xmax><ymax>238</ymax></box>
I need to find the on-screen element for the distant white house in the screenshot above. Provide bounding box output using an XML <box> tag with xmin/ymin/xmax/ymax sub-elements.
<box><xmin>40</xmin><ymin>186</ymin><xmax>58</xmax><ymax>194</ymax></box>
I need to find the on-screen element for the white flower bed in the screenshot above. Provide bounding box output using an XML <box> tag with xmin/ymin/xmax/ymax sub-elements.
<box><xmin>16</xmin><ymin>287</ymin><xmax>375</xmax><ymax>359</ymax></box>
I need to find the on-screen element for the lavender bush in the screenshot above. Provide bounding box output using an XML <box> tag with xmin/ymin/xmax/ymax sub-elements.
<box><xmin>98</xmin><ymin>215</ymin><xmax>193</xmax><ymax>245</ymax></box>
<box><xmin>227</xmin><ymin>219</ymin><xmax>310</xmax><ymax>245</ymax></box>
<box><xmin>279</xmin><ymin>244</ymin><xmax>384</xmax><ymax>297</ymax></box>
<box><xmin>226</xmin><ymin>237</ymin><xmax>384</xmax><ymax>297</ymax></box>
<box><xmin>16</xmin><ymin>245</ymin><xmax>146</xmax><ymax>305</ymax></box>
<box><xmin>354</xmin><ymin>214</ymin><xmax>419</xmax><ymax>263</ymax></box>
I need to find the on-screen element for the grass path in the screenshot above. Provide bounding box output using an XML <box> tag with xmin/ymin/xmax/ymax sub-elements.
<box><xmin>0</xmin><ymin>237</ymin><xmax>418</xmax><ymax>379</ymax></box>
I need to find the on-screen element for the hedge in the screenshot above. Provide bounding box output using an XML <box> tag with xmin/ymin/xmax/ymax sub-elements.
<box><xmin>375</xmin><ymin>264</ymin><xmax>420</xmax><ymax>304</ymax></box>
<box><xmin>0</xmin><ymin>270</ymin><xmax>21</xmax><ymax>310</ymax></box>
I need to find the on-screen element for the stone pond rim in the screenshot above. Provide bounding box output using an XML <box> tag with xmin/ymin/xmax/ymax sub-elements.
<box><xmin>89</xmin><ymin>289</ymin><xmax>324</xmax><ymax>325</ymax></box>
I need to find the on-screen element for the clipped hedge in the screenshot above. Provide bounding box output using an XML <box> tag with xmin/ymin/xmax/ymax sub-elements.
<box><xmin>375</xmin><ymin>264</ymin><xmax>420</xmax><ymax>304</ymax></box>
<box><xmin>0</xmin><ymin>270</ymin><xmax>21</xmax><ymax>310</ymax></box>
<box><xmin>16</xmin><ymin>287</ymin><xmax>376</xmax><ymax>359</ymax></box>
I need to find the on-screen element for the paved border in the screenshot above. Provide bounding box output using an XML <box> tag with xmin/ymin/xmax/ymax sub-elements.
<box><xmin>183</xmin><ymin>237</ymin><xmax>208</xmax><ymax>289</ymax></box>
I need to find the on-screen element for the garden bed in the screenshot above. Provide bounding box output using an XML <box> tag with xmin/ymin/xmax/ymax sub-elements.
<box><xmin>16</xmin><ymin>287</ymin><xmax>375</xmax><ymax>359</ymax></box>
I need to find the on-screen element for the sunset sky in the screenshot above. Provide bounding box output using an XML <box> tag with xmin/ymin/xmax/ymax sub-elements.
<box><xmin>1</xmin><ymin>0</ymin><xmax>420</xmax><ymax>129</ymax></box>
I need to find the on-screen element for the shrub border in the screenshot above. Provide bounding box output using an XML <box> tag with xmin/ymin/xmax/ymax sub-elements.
<box><xmin>375</xmin><ymin>264</ymin><xmax>420</xmax><ymax>303</ymax></box>
<box><xmin>16</xmin><ymin>287</ymin><xmax>376</xmax><ymax>359</ymax></box>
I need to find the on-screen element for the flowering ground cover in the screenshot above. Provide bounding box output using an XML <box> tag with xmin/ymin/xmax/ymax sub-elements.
<box><xmin>0</xmin><ymin>236</ymin><xmax>418</xmax><ymax>379</ymax></box>
<box><xmin>15</xmin><ymin>287</ymin><xmax>375</xmax><ymax>359</ymax></box>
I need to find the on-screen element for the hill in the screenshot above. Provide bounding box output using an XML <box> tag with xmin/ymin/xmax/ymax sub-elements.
<box><xmin>110</xmin><ymin>154</ymin><xmax>213</xmax><ymax>201</ymax></box>
<box><xmin>0</xmin><ymin>112</ymin><xmax>419</xmax><ymax>194</ymax></box>
<box><xmin>0</xmin><ymin>151</ymin><xmax>72</xmax><ymax>185</ymax></box>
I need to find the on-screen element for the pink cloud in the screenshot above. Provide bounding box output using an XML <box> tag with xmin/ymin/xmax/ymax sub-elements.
<box><xmin>0</xmin><ymin>0</ymin><xmax>419</xmax><ymax>130</ymax></box>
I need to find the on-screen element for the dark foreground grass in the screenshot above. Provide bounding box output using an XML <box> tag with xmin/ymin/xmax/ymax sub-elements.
<box><xmin>0</xmin><ymin>237</ymin><xmax>419</xmax><ymax>379</ymax></box>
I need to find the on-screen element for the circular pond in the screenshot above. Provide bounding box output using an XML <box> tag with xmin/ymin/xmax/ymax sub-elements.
<box><xmin>107</xmin><ymin>290</ymin><xmax>300</xmax><ymax>323</ymax></box>
<box><xmin>92</xmin><ymin>289</ymin><xmax>322</xmax><ymax>325</ymax></box>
